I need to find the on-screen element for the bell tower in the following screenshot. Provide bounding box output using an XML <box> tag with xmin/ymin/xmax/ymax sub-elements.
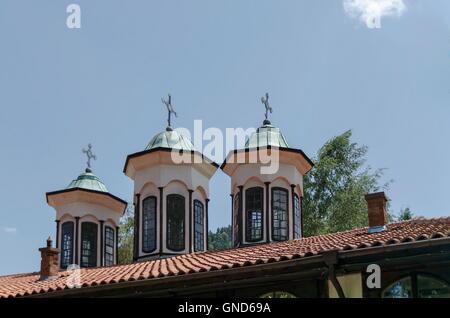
<box><xmin>124</xmin><ymin>95</ymin><xmax>218</xmax><ymax>261</ymax></box>
<box><xmin>221</xmin><ymin>94</ymin><xmax>313</xmax><ymax>247</ymax></box>
<box><xmin>46</xmin><ymin>144</ymin><xmax>127</xmax><ymax>269</ymax></box>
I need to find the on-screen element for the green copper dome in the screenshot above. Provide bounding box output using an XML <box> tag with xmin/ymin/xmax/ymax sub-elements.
<box><xmin>66</xmin><ymin>169</ymin><xmax>109</xmax><ymax>193</ymax></box>
<box><xmin>145</xmin><ymin>128</ymin><xmax>195</xmax><ymax>151</ymax></box>
<box><xmin>245</xmin><ymin>122</ymin><xmax>289</xmax><ymax>149</ymax></box>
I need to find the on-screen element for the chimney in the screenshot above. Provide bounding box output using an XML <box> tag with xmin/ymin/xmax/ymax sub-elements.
<box><xmin>365</xmin><ymin>192</ymin><xmax>388</xmax><ymax>233</ymax></box>
<box><xmin>38</xmin><ymin>237</ymin><xmax>60</xmax><ymax>281</ymax></box>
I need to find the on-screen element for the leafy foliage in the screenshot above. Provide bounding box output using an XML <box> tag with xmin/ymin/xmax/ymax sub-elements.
<box><xmin>396</xmin><ymin>207</ymin><xmax>414</xmax><ymax>221</ymax></box>
<box><xmin>303</xmin><ymin>130</ymin><xmax>391</xmax><ymax>236</ymax></box>
<box><xmin>118</xmin><ymin>204</ymin><xmax>134</xmax><ymax>264</ymax></box>
<box><xmin>208</xmin><ymin>226</ymin><xmax>232</xmax><ymax>250</ymax></box>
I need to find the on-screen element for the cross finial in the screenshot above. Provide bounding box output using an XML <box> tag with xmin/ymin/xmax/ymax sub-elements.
<box><xmin>261</xmin><ymin>92</ymin><xmax>272</xmax><ymax>124</ymax></box>
<box><xmin>161</xmin><ymin>93</ymin><xmax>178</xmax><ymax>130</ymax></box>
<box><xmin>82</xmin><ymin>143</ymin><xmax>96</xmax><ymax>171</ymax></box>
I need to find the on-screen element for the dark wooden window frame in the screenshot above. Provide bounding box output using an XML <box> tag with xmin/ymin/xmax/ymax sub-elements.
<box><xmin>293</xmin><ymin>193</ymin><xmax>301</xmax><ymax>239</ymax></box>
<box><xmin>193</xmin><ymin>200</ymin><xmax>204</xmax><ymax>252</ymax></box>
<box><xmin>61</xmin><ymin>221</ymin><xmax>74</xmax><ymax>269</ymax></box>
<box><xmin>142</xmin><ymin>196</ymin><xmax>157</xmax><ymax>253</ymax></box>
<box><xmin>166</xmin><ymin>194</ymin><xmax>186</xmax><ymax>252</ymax></box>
<box><xmin>80</xmin><ymin>221</ymin><xmax>98</xmax><ymax>268</ymax></box>
<box><xmin>104</xmin><ymin>226</ymin><xmax>115</xmax><ymax>266</ymax></box>
<box><xmin>271</xmin><ymin>187</ymin><xmax>289</xmax><ymax>242</ymax></box>
<box><xmin>245</xmin><ymin>187</ymin><xmax>264</xmax><ymax>242</ymax></box>
<box><xmin>381</xmin><ymin>272</ymin><xmax>450</xmax><ymax>298</ymax></box>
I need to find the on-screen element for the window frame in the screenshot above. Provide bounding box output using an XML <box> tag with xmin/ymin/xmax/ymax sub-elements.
<box><xmin>193</xmin><ymin>199</ymin><xmax>204</xmax><ymax>252</ymax></box>
<box><xmin>166</xmin><ymin>194</ymin><xmax>186</xmax><ymax>252</ymax></box>
<box><xmin>142</xmin><ymin>196</ymin><xmax>157</xmax><ymax>253</ymax></box>
<box><xmin>271</xmin><ymin>187</ymin><xmax>289</xmax><ymax>242</ymax></box>
<box><xmin>80</xmin><ymin>221</ymin><xmax>98</xmax><ymax>268</ymax></box>
<box><xmin>61</xmin><ymin>221</ymin><xmax>74</xmax><ymax>269</ymax></box>
<box><xmin>381</xmin><ymin>273</ymin><xmax>450</xmax><ymax>298</ymax></box>
<box><xmin>293</xmin><ymin>193</ymin><xmax>301</xmax><ymax>239</ymax></box>
<box><xmin>233</xmin><ymin>192</ymin><xmax>241</xmax><ymax>247</ymax></box>
<box><xmin>245</xmin><ymin>187</ymin><xmax>264</xmax><ymax>242</ymax></box>
<box><xmin>104</xmin><ymin>226</ymin><xmax>115</xmax><ymax>266</ymax></box>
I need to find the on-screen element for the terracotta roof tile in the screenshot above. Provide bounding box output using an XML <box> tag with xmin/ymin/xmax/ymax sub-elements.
<box><xmin>1</xmin><ymin>217</ymin><xmax>450</xmax><ymax>298</ymax></box>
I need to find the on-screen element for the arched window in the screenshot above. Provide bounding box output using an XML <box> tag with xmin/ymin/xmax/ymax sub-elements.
<box><xmin>81</xmin><ymin>222</ymin><xmax>98</xmax><ymax>268</ymax></box>
<box><xmin>61</xmin><ymin>221</ymin><xmax>74</xmax><ymax>269</ymax></box>
<box><xmin>166</xmin><ymin>194</ymin><xmax>185</xmax><ymax>251</ymax></box>
<box><xmin>233</xmin><ymin>193</ymin><xmax>240</xmax><ymax>247</ymax></box>
<box><xmin>142</xmin><ymin>196</ymin><xmax>157</xmax><ymax>253</ymax></box>
<box><xmin>194</xmin><ymin>200</ymin><xmax>204</xmax><ymax>252</ymax></box>
<box><xmin>272</xmin><ymin>188</ymin><xmax>288</xmax><ymax>241</ymax></box>
<box><xmin>382</xmin><ymin>274</ymin><xmax>450</xmax><ymax>298</ymax></box>
<box><xmin>104</xmin><ymin>227</ymin><xmax>115</xmax><ymax>266</ymax></box>
<box><xmin>293</xmin><ymin>194</ymin><xmax>301</xmax><ymax>239</ymax></box>
<box><xmin>245</xmin><ymin>187</ymin><xmax>263</xmax><ymax>242</ymax></box>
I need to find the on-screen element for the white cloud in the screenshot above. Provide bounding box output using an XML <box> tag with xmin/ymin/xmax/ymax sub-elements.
<box><xmin>343</xmin><ymin>0</ymin><xmax>407</xmax><ymax>28</ymax></box>
<box><xmin>2</xmin><ymin>227</ymin><xmax>17</xmax><ymax>233</ymax></box>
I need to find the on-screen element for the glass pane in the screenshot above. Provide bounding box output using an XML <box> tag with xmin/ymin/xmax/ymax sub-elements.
<box><xmin>418</xmin><ymin>275</ymin><xmax>450</xmax><ymax>298</ymax></box>
<box><xmin>142</xmin><ymin>197</ymin><xmax>157</xmax><ymax>252</ymax></box>
<box><xmin>382</xmin><ymin>277</ymin><xmax>413</xmax><ymax>298</ymax></box>
<box><xmin>194</xmin><ymin>200</ymin><xmax>204</xmax><ymax>252</ymax></box>
<box><xmin>167</xmin><ymin>194</ymin><xmax>185</xmax><ymax>251</ymax></box>
<box><xmin>246</xmin><ymin>187</ymin><xmax>263</xmax><ymax>242</ymax></box>
<box><xmin>272</xmin><ymin>188</ymin><xmax>288</xmax><ymax>241</ymax></box>
<box><xmin>61</xmin><ymin>222</ymin><xmax>74</xmax><ymax>269</ymax></box>
<box><xmin>81</xmin><ymin>222</ymin><xmax>98</xmax><ymax>268</ymax></box>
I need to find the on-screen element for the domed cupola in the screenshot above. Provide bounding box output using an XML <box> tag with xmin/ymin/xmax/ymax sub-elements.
<box><xmin>46</xmin><ymin>144</ymin><xmax>127</xmax><ymax>269</ymax></box>
<box><xmin>221</xmin><ymin>93</ymin><xmax>314</xmax><ymax>248</ymax></box>
<box><xmin>124</xmin><ymin>95</ymin><xmax>218</xmax><ymax>261</ymax></box>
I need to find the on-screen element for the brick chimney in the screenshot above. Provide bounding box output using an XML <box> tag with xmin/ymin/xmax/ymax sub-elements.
<box><xmin>38</xmin><ymin>237</ymin><xmax>60</xmax><ymax>281</ymax></box>
<box><xmin>365</xmin><ymin>192</ymin><xmax>388</xmax><ymax>233</ymax></box>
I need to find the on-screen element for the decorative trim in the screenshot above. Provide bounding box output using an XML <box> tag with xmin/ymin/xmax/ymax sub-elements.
<box><xmin>264</xmin><ymin>182</ymin><xmax>270</xmax><ymax>243</ymax></box>
<box><xmin>133</xmin><ymin>193</ymin><xmax>141</xmax><ymax>261</ymax></box>
<box><xmin>55</xmin><ymin>220</ymin><xmax>60</xmax><ymax>249</ymax></box>
<box><xmin>205</xmin><ymin>198</ymin><xmax>210</xmax><ymax>251</ymax></box>
<box><xmin>74</xmin><ymin>217</ymin><xmax>80</xmax><ymax>265</ymax></box>
<box><xmin>123</xmin><ymin>147</ymin><xmax>219</xmax><ymax>173</ymax></box>
<box><xmin>99</xmin><ymin>220</ymin><xmax>105</xmax><ymax>267</ymax></box>
<box><xmin>220</xmin><ymin>146</ymin><xmax>314</xmax><ymax>171</ymax></box>
<box><xmin>238</xmin><ymin>186</ymin><xmax>244</xmax><ymax>247</ymax></box>
<box><xmin>188</xmin><ymin>190</ymin><xmax>193</xmax><ymax>253</ymax></box>
<box><xmin>300</xmin><ymin>195</ymin><xmax>304</xmax><ymax>237</ymax></box>
<box><xmin>115</xmin><ymin>226</ymin><xmax>119</xmax><ymax>265</ymax></box>
<box><xmin>46</xmin><ymin>188</ymin><xmax>127</xmax><ymax>214</ymax></box>
<box><xmin>158</xmin><ymin>187</ymin><xmax>164</xmax><ymax>253</ymax></box>
<box><xmin>291</xmin><ymin>184</ymin><xmax>296</xmax><ymax>240</ymax></box>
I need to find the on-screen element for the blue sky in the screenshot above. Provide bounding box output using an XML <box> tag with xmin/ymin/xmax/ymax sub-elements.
<box><xmin>0</xmin><ymin>1</ymin><xmax>449</xmax><ymax>275</ymax></box>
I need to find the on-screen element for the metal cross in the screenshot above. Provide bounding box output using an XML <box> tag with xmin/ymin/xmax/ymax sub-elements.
<box><xmin>261</xmin><ymin>92</ymin><xmax>273</xmax><ymax>120</ymax></box>
<box><xmin>161</xmin><ymin>94</ymin><xmax>178</xmax><ymax>127</ymax></box>
<box><xmin>82</xmin><ymin>143</ymin><xmax>97</xmax><ymax>169</ymax></box>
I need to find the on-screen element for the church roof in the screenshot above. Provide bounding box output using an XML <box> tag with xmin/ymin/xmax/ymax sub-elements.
<box><xmin>2</xmin><ymin>217</ymin><xmax>450</xmax><ymax>298</ymax></box>
<box><xmin>145</xmin><ymin>128</ymin><xmax>195</xmax><ymax>151</ymax></box>
<box><xmin>245</xmin><ymin>121</ymin><xmax>290</xmax><ymax>149</ymax></box>
<box><xmin>66</xmin><ymin>169</ymin><xmax>108</xmax><ymax>193</ymax></box>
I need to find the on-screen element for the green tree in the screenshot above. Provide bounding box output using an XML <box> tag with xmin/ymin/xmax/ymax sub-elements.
<box><xmin>397</xmin><ymin>207</ymin><xmax>413</xmax><ymax>221</ymax></box>
<box><xmin>208</xmin><ymin>225</ymin><xmax>232</xmax><ymax>250</ymax></box>
<box><xmin>303</xmin><ymin>130</ymin><xmax>391</xmax><ymax>236</ymax></box>
<box><xmin>118</xmin><ymin>204</ymin><xmax>134</xmax><ymax>264</ymax></box>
